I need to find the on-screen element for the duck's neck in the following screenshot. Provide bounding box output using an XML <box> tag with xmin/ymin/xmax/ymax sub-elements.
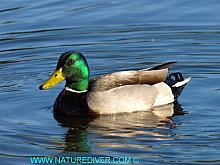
<box><xmin>65</xmin><ymin>79</ymin><xmax>89</xmax><ymax>92</ymax></box>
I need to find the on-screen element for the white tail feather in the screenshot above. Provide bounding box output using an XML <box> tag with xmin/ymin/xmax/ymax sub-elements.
<box><xmin>172</xmin><ymin>77</ymin><xmax>191</xmax><ymax>87</ymax></box>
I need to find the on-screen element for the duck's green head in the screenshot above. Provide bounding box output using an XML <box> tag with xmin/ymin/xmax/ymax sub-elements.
<box><xmin>39</xmin><ymin>51</ymin><xmax>90</xmax><ymax>91</ymax></box>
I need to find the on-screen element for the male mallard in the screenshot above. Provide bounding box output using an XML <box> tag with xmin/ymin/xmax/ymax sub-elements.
<box><xmin>39</xmin><ymin>51</ymin><xmax>190</xmax><ymax>116</ymax></box>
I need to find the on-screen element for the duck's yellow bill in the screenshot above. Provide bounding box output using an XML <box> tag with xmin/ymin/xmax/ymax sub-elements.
<box><xmin>39</xmin><ymin>67</ymin><xmax>65</xmax><ymax>90</ymax></box>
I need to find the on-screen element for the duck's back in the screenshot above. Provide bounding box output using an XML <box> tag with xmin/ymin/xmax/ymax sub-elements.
<box><xmin>86</xmin><ymin>67</ymin><xmax>174</xmax><ymax>114</ymax></box>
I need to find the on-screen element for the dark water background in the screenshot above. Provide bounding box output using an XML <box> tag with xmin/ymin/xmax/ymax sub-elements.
<box><xmin>1</xmin><ymin>0</ymin><xmax>220</xmax><ymax>164</ymax></box>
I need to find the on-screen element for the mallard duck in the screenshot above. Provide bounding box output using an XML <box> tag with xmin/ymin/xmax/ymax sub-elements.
<box><xmin>39</xmin><ymin>50</ymin><xmax>190</xmax><ymax>116</ymax></box>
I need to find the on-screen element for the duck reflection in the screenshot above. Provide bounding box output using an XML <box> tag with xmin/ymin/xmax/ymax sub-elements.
<box><xmin>54</xmin><ymin>114</ymin><xmax>97</xmax><ymax>152</ymax></box>
<box><xmin>53</xmin><ymin>102</ymin><xmax>185</xmax><ymax>152</ymax></box>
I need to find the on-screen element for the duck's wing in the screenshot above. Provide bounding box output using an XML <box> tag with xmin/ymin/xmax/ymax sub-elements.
<box><xmin>143</xmin><ymin>61</ymin><xmax>177</xmax><ymax>71</ymax></box>
<box><xmin>89</xmin><ymin>68</ymin><xmax>168</xmax><ymax>92</ymax></box>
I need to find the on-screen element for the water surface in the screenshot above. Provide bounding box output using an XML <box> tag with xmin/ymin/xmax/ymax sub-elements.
<box><xmin>1</xmin><ymin>0</ymin><xmax>220</xmax><ymax>164</ymax></box>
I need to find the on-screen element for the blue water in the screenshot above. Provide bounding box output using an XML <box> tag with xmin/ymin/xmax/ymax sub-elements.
<box><xmin>1</xmin><ymin>1</ymin><xmax>220</xmax><ymax>164</ymax></box>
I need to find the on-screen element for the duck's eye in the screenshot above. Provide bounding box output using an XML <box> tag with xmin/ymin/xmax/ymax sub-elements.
<box><xmin>55</xmin><ymin>73</ymin><xmax>58</xmax><ymax>77</ymax></box>
<box><xmin>68</xmin><ymin>60</ymin><xmax>75</xmax><ymax>65</ymax></box>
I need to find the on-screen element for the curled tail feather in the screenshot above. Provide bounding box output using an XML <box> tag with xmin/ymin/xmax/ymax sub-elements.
<box><xmin>165</xmin><ymin>72</ymin><xmax>191</xmax><ymax>100</ymax></box>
